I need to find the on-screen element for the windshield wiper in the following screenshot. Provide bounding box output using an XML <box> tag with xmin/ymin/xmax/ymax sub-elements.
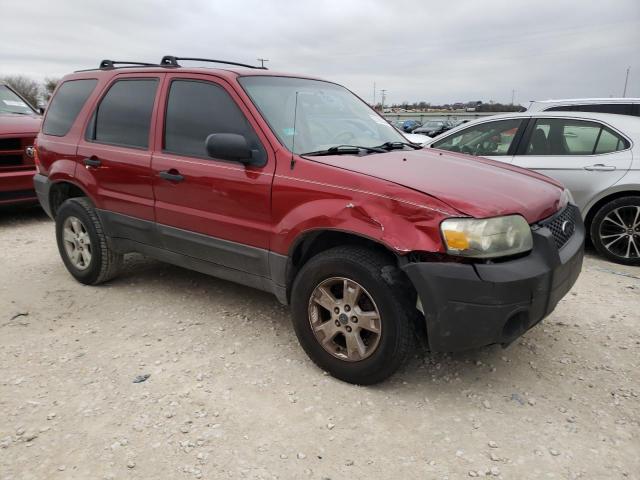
<box><xmin>375</xmin><ymin>141</ymin><xmax>423</xmax><ymax>150</ymax></box>
<box><xmin>302</xmin><ymin>145</ymin><xmax>386</xmax><ymax>156</ymax></box>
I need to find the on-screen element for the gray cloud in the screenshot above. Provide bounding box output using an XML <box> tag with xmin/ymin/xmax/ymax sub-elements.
<box><xmin>2</xmin><ymin>0</ymin><xmax>639</xmax><ymax>105</ymax></box>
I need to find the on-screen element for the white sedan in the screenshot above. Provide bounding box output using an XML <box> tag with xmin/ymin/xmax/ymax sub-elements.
<box><xmin>421</xmin><ymin>111</ymin><xmax>640</xmax><ymax>265</ymax></box>
<box><xmin>403</xmin><ymin>131</ymin><xmax>432</xmax><ymax>144</ymax></box>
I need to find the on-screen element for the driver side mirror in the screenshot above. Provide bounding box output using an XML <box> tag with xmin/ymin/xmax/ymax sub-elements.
<box><xmin>205</xmin><ymin>133</ymin><xmax>256</xmax><ymax>165</ymax></box>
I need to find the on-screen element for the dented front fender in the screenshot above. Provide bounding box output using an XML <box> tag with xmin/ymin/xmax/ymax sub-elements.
<box><xmin>270</xmin><ymin>155</ymin><xmax>460</xmax><ymax>256</ymax></box>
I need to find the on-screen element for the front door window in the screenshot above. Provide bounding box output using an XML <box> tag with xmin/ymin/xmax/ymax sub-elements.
<box><xmin>432</xmin><ymin>119</ymin><xmax>523</xmax><ymax>156</ymax></box>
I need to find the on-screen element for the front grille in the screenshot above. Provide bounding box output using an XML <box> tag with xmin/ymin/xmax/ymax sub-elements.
<box><xmin>0</xmin><ymin>136</ymin><xmax>35</xmax><ymax>169</ymax></box>
<box><xmin>539</xmin><ymin>204</ymin><xmax>580</xmax><ymax>249</ymax></box>
<box><xmin>0</xmin><ymin>138</ymin><xmax>21</xmax><ymax>151</ymax></box>
<box><xmin>0</xmin><ymin>154</ymin><xmax>23</xmax><ymax>166</ymax></box>
<box><xmin>0</xmin><ymin>189</ymin><xmax>36</xmax><ymax>201</ymax></box>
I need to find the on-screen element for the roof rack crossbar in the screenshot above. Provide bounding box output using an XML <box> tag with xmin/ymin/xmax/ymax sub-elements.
<box><xmin>160</xmin><ymin>56</ymin><xmax>267</xmax><ymax>70</ymax></box>
<box><xmin>99</xmin><ymin>60</ymin><xmax>160</xmax><ymax>69</ymax></box>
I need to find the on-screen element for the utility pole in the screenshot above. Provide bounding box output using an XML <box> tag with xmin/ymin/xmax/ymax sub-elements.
<box><xmin>373</xmin><ymin>81</ymin><xmax>376</xmax><ymax>107</ymax></box>
<box><xmin>257</xmin><ymin>58</ymin><xmax>269</xmax><ymax>69</ymax></box>
<box><xmin>622</xmin><ymin>67</ymin><xmax>630</xmax><ymax>97</ymax></box>
<box><xmin>380</xmin><ymin>89</ymin><xmax>387</xmax><ymax>112</ymax></box>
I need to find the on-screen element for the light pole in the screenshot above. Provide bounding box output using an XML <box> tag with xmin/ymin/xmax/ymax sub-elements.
<box><xmin>373</xmin><ymin>81</ymin><xmax>376</xmax><ymax>107</ymax></box>
<box><xmin>622</xmin><ymin>67</ymin><xmax>630</xmax><ymax>97</ymax></box>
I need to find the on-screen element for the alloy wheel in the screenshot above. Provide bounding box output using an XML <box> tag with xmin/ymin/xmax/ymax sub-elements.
<box><xmin>62</xmin><ymin>216</ymin><xmax>92</xmax><ymax>270</ymax></box>
<box><xmin>599</xmin><ymin>206</ymin><xmax>640</xmax><ymax>260</ymax></box>
<box><xmin>307</xmin><ymin>277</ymin><xmax>382</xmax><ymax>362</ymax></box>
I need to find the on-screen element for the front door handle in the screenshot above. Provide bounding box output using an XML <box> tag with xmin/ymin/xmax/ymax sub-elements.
<box><xmin>83</xmin><ymin>157</ymin><xmax>101</xmax><ymax>168</ymax></box>
<box><xmin>158</xmin><ymin>170</ymin><xmax>184</xmax><ymax>182</ymax></box>
<box><xmin>584</xmin><ymin>164</ymin><xmax>615</xmax><ymax>171</ymax></box>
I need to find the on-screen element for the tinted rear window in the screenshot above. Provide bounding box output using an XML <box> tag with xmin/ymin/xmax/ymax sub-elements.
<box><xmin>87</xmin><ymin>79</ymin><xmax>158</xmax><ymax>149</ymax></box>
<box><xmin>43</xmin><ymin>79</ymin><xmax>98</xmax><ymax>136</ymax></box>
<box><xmin>546</xmin><ymin>103</ymin><xmax>635</xmax><ymax>116</ymax></box>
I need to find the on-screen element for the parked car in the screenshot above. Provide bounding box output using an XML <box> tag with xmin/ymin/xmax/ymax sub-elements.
<box><xmin>402</xmin><ymin>131</ymin><xmax>431</xmax><ymax>144</ymax></box>
<box><xmin>388</xmin><ymin>121</ymin><xmax>430</xmax><ymax>145</ymax></box>
<box><xmin>34</xmin><ymin>57</ymin><xmax>584</xmax><ymax>384</ymax></box>
<box><xmin>397</xmin><ymin>119</ymin><xmax>422</xmax><ymax>132</ymax></box>
<box><xmin>422</xmin><ymin>111</ymin><xmax>640</xmax><ymax>265</ymax></box>
<box><xmin>527</xmin><ymin>98</ymin><xmax>640</xmax><ymax>117</ymax></box>
<box><xmin>413</xmin><ymin>120</ymin><xmax>456</xmax><ymax>137</ymax></box>
<box><xmin>0</xmin><ymin>83</ymin><xmax>41</xmax><ymax>206</ymax></box>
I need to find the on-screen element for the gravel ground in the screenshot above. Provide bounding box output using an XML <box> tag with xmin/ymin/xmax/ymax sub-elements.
<box><xmin>1</xmin><ymin>206</ymin><xmax>639</xmax><ymax>480</ymax></box>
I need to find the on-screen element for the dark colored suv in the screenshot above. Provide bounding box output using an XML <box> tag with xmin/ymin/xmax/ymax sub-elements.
<box><xmin>34</xmin><ymin>57</ymin><xmax>584</xmax><ymax>384</ymax></box>
<box><xmin>0</xmin><ymin>84</ymin><xmax>41</xmax><ymax>206</ymax></box>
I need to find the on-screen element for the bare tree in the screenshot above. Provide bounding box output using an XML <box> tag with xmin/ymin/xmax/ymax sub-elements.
<box><xmin>43</xmin><ymin>77</ymin><xmax>60</xmax><ymax>101</ymax></box>
<box><xmin>0</xmin><ymin>75</ymin><xmax>40</xmax><ymax>107</ymax></box>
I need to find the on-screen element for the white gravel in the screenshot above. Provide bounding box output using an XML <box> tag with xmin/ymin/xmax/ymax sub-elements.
<box><xmin>1</xmin><ymin>207</ymin><xmax>639</xmax><ymax>479</ymax></box>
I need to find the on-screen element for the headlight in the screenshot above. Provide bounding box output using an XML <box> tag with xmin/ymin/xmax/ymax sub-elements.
<box><xmin>440</xmin><ymin>215</ymin><xmax>533</xmax><ymax>258</ymax></box>
<box><xmin>559</xmin><ymin>188</ymin><xmax>574</xmax><ymax>209</ymax></box>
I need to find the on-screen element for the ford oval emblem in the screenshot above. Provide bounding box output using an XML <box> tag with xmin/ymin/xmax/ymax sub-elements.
<box><xmin>561</xmin><ymin>220</ymin><xmax>574</xmax><ymax>236</ymax></box>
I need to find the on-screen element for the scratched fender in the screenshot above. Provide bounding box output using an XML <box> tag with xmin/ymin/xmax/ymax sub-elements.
<box><xmin>270</xmin><ymin>153</ymin><xmax>461</xmax><ymax>256</ymax></box>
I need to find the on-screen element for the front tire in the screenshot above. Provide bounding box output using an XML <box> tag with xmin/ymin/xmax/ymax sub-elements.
<box><xmin>290</xmin><ymin>246</ymin><xmax>415</xmax><ymax>385</ymax></box>
<box><xmin>55</xmin><ymin>198</ymin><xmax>123</xmax><ymax>284</ymax></box>
<box><xmin>590</xmin><ymin>196</ymin><xmax>640</xmax><ymax>266</ymax></box>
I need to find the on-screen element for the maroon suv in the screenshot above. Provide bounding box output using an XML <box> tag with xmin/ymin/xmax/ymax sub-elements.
<box><xmin>0</xmin><ymin>84</ymin><xmax>40</xmax><ymax>205</ymax></box>
<box><xmin>34</xmin><ymin>57</ymin><xmax>584</xmax><ymax>384</ymax></box>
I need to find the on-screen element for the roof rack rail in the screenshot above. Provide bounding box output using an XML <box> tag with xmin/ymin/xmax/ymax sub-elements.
<box><xmin>99</xmin><ymin>60</ymin><xmax>160</xmax><ymax>69</ymax></box>
<box><xmin>160</xmin><ymin>56</ymin><xmax>267</xmax><ymax>70</ymax></box>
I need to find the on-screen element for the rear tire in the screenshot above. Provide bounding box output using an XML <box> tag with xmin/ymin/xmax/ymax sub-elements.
<box><xmin>290</xmin><ymin>246</ymin><xmax>415</xmax><ymax>385</ymax></box>
<box><xmin>590</xmin><ymin>196</ymin><xmax>640</xmax><ymax>266</ymax></box>
<box><xmin>55</xmin><ymin>197</ymin><xmax>123</xmax><ymax>284</ymax></box>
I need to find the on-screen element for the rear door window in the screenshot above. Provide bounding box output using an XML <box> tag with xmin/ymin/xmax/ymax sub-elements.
<box><xmin>43</xmin><ymin>79</ymin><xmax>98</xmax><ymax>136</ymax></box>
<box><xmin>432</xmin><ymin>119</ymin><xmax>523</xmax><ymax>156</ymax></box>
<box><xmin>523</xmin><ymin>118</ymin><xmax>629</xmax><ymax>155</ymax></box>
<box><xmin>87</xmin><ymin>79</ymin><xmax>158</xmax><ymax>149</ymax></box>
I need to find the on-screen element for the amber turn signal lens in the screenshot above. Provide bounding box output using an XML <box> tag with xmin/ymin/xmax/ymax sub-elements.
<box><xmin>442</xmin><ymin>230</ymin><xmax>469</xmax><ymax>250</ymax></box>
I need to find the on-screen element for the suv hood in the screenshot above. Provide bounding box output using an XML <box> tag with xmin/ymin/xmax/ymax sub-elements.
<box><xmin>0</xmin><ymin>113</ymin><xmax>41</xmax><ymax>136</ymax></box>
<box><xmin>305</xmin><ymin>148</ymin><xmax>563</xmax><ymax>224</ymax></box>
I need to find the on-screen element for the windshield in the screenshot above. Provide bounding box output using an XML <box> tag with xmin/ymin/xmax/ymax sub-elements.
<box><xmin>239</xmin><ymin>76</ymin><xmax>407</xmax><ymax>154</ymax></box>
<box><xmin>0</xmin><ymin>85</ymin><xmax>36</xmax><ymax>115</ymax></box>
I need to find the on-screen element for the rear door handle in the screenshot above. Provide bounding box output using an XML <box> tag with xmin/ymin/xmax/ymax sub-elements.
<box><xmin>83</xmin><ymin>157</ymin><xmax>101</xmax><ymax>168</ymax></box>
<box><xmin>584</xmin><ymin>164</ymin><xmax>615</xmax><ymax>171</ymax></box>
<box><xmin>158</xmin><ymin>170</ymin><xmax>184</xmax><ymax>182</ymax></box>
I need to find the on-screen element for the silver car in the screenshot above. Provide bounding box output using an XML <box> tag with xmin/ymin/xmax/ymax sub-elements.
<box><xmin>422</xmin><ymin>111</ymin><xmax>640</xmax><ymax>265</ymax></box>
<box><xmin>527</xmin><ymin>97</ymin><xmax>640</xmax><ymax>117</ymax></box>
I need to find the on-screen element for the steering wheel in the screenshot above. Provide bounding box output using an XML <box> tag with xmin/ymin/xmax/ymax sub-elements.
<box><xmin>461</xmin><ymin>145</ymin><xmax>475</xmax><ymax>155</ymax></box>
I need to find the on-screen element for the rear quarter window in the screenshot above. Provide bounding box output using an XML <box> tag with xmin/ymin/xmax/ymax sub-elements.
<box><xmin>43</xmin><ymin>79</ymin><xmax>98</xmax><ymax>136</ymax></box>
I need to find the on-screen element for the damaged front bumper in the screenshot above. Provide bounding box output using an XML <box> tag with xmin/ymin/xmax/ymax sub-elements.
<box><xmin>402</xmin><ymin>211</ymin><xmax>585</xmax><ymax>352</ymax></box>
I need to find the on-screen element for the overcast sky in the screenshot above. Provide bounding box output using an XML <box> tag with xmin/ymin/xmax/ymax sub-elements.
<box><xmin>2</xmin><ymin>0</ymin><xmax>639</xmax><ymax>105</ymax></box>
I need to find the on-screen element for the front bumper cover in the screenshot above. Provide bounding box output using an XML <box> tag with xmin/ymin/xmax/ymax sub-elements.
<box><xmin>402</xmin><ymin>210</ymin><xmax>585</xmax><ymax>352</ymax></box>
<box><xmin>33</xmin><ymin>173</ymin><xmax>53</xmax><ymax>218</ymax></box>
<box><xmin>0</xmin><ymin>169</ymin><xmax>37</xmax><ymax>205</ymax></box>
